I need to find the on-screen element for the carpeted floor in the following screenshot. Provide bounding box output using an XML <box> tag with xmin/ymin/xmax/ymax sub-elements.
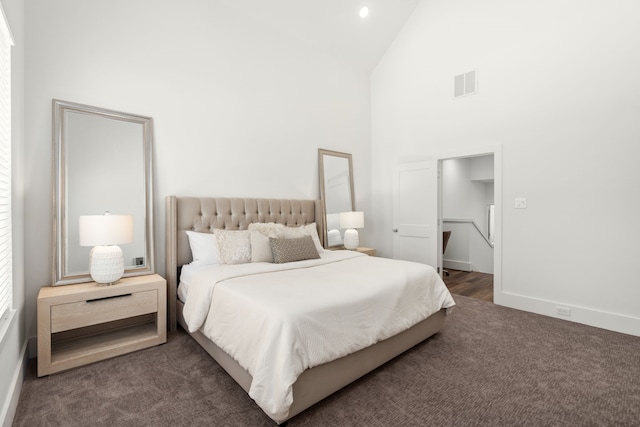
<box><xmin>13</xmin><ymin>295</ymin><xmax>640</xmax><ymax>426</ymax></box>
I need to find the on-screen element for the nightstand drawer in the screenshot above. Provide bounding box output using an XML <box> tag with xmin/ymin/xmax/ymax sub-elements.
<box><xmin>51</xmin><ymin>289</ymin><xmax>158</xmax><ymax>333</ymax></box>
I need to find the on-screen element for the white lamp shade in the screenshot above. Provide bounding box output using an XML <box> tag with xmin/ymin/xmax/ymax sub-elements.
<box><xmin>79</xmin><ymin>214</ymin><xmax>134</xmax><ymax>246</ymax></box>
<box><xmin>339</xmin><ymin>211</ymin><xmax>364</xmax><ymax>229</ymax></box>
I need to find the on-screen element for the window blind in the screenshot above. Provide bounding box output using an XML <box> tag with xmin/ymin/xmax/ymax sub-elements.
<box><xmin>0</xmin><ymin>4</ymin><xmax>13</xmax><ymax>321</ymax></box>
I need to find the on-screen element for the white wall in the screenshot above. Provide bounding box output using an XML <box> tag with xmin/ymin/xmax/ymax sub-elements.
<box><xmin>443</xmin><ymin>158</ymin><xmax>493</xmax><ymax>227</ymax></box>
<box><xmin>469</xmin><ymin>155</ymin><xmax>493</xmax><ymax>182</ymax></box>
<box><xmin>372</xmin><ymin>0</ymin><xmax>640</xmax><ymax>335</ymax></box>
<box><xmin>0</xmin><ymin>0</ymin><xmax>26</xmax><ymax>424</ymax></box>
<box><xmin>23</xmin><ymin>0</ymin><xmax>372</xmax><ymax>338</ymax></box>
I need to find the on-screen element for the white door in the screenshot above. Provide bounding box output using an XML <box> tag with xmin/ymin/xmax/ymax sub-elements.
<box><xmin>392</xmin><ymin>160</ymin><xmax>440</xmax><ymax>271</ymax></box>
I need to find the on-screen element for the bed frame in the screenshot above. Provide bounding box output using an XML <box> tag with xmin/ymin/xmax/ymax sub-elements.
<box><xmin>165</xmin><ymin>196</ymin><xmax>447</xmax><ymax>424</ymax></box>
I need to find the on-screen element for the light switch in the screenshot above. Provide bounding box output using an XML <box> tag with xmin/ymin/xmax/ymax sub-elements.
<box><xmin>515</xmin><ymin>197</ymin><xmax>527</xmax><ymax>209</ymax></box>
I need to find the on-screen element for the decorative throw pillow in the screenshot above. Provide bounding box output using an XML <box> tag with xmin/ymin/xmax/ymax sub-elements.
<box><xmin>248</xmin><ymin>223</ymin><xmax>285</xmax><ymax>263</ymax></box>
<box><xmin>213</xmin><ymin>229</ymin><xmax>251</xmax><ymax>264</ymax></box>
<box><xmin>248</xmin><ymin>222</ymin><xmax>286</xmax><ymax>237</ymax></box>
<box><xmin>284</xmin><ymin>223</ymin><xmax>324</xmax><ymax>253</ymax></box>
<box><xmin>185</xmin><ymin>231</ymin><xmax>221</xmax><ymax>265</ymax></box>
<box><xmin>250</xmin><ymin>230</ymin><xmax>275</xmax><ymax>263</ymax></box>
<box><xmin>269</xmin><ymin>235</ymin><xmax>320</xmax><ymax>263</ymax></box>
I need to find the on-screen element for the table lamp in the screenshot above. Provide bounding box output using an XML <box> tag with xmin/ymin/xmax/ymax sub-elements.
<box><xmin>339</xmin><ymin>211</ymin><xmax>364</xmax><ymax>250</ymax></box>
<box><xmin>79</xmin><ymin>213</ymin><xmax>133</xmax><ymax>285</ymax></box>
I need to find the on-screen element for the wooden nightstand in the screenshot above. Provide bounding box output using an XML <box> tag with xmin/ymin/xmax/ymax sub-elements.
<box><xmin>354</xmin><ymin>247</ymin><xmax>376</xmax><ymax>256</ymax></box>
<box><xmin>329</xmin><ymin>246</ymin><xmax>377</xmax><ymax>256</ymax></box>
<box><xmin>37</xmin><ymin>274</ymin><xmax>167</xmax><ymax>377</ymax></box>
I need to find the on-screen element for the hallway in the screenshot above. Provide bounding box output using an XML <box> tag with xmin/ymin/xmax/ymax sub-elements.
<box><xmin>443</xmin><ymin>269</ymin><xmax>493</xmax><ymax>302</ymax></box>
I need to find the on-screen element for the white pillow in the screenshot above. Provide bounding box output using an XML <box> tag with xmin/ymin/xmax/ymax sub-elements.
<box><xmin>284</xmin><ymin>223</ymin><xmax>325</xmax><ymax>253</ymax></box>
<box><xmin>185</xmin><ymin>231</ymin><xmax>221</xmax><ymax>265</ymax></box>
<box><xmin>250</xmin><ymin>230</ymin><xmax>274</xmax><ymax>263</ymax></box>
<box><xmin>248</xmin><ymin>222</ymin><xmax>286</xmax><ymax>237</ymax></box>
<box><xmin>248</xmin><ymin>223</ymin><xmax>285</xmax><ymax>263</ymax></box>
<box><xmin>213</xmin><ymin>229</ymin><xmax>251</xmax><ymax>264</ymax></box>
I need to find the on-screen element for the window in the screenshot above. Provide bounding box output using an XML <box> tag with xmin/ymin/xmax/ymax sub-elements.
<box><xmin>0</xmin><ymin>2</ymin><xmax>13</xmax><ymax>324</ymax></box>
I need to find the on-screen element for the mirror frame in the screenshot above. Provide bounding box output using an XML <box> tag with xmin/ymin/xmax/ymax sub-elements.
<box><xmin>52</xmin><ymin>99</ymin><xmax>155</xmax><ymax>285</ymax></box>
<box><xmin>318</xmin><ymin>149</ymin><xmax>355</xmax><ymax>248</ymax></box>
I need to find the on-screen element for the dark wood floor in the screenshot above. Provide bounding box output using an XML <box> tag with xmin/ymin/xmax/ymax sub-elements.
<box><xmin>443</xmin><ymin>269</ymin><xmax>494</xmax><ymax>302</ymax></box>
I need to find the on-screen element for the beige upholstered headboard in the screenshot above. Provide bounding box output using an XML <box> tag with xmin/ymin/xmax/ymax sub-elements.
<box><xmin>165</xmin><ymin>196</ymin><xmax>325</xmax><ymax>330</ymax></box>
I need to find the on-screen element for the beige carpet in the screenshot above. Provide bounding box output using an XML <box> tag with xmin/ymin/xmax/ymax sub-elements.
<box><xmin>13</xmin><ymin>295</ymin><xmax>640</xmax><ymax>426</ymax></box>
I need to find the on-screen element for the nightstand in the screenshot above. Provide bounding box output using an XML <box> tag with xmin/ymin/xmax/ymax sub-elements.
<box><xmin>37</xmin><ymin>274</ymin><xmax>167</xmax><ymax>377</ymax></box>
<box><xmin>354</xmin><ymin>247</ymin><xmax>376</xmax><ymax>256</ymax></box>
<box><xmin>329</xmin><ymin>246</ymin><xmax>377</xmax><ymax>256</ymax></box>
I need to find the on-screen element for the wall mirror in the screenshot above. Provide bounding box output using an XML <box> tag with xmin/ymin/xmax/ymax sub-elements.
<box><xmin>53</xmin><ymin>99</ymin><xmax>155</xmax><ymax>285</ymax></box>
<box><xmin>318</xmin><ymin>149</ymin><xmax>355</xmax><ymax>248</ymax></box>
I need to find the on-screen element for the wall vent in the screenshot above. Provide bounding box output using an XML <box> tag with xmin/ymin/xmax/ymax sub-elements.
<box><xmin>454</xmin><ymin>70</ymin><xmax>477</xmax><ymax>98</ymax></box>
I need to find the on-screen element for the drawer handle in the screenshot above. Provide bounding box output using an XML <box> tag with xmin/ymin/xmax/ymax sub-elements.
<box><xmin>86</xmin><ymin>293</ymin><xmax>132</xmax><ymax>303</ymax></box>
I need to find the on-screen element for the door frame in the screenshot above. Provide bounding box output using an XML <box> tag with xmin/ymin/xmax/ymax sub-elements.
<box><xmin>436</xmin><ymin>145</ymin><xmax>502</xmax><ymax>302</ymax></box>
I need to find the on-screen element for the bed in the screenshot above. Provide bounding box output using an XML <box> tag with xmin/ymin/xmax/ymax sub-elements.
<box><xmin>165</xmin><ymin>196</ymin><xmax>455</xmax><ymax>424</ymax></box>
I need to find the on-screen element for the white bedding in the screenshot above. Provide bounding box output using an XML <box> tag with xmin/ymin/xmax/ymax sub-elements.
<box><xmin>181</xmin><ymin>251</ymin><xmax>455</xmax><ymax>423</ymax></box>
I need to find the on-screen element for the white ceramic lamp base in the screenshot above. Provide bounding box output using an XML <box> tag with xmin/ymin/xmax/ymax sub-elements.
<box><xmin>89</xmin><ymin>245</ymin><xmax>125</xmax><ymax>285</ymax></box>
<box><xmin>343</xmin><ymin>229</ymin><xmax>359</xmax><ymax>250</ymax></box>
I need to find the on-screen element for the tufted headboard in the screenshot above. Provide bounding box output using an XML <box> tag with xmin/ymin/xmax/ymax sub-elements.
<box><xmin>165</xmin><ymin>196</ymin><xmax>325</xmax><ymax>330</ymax></box>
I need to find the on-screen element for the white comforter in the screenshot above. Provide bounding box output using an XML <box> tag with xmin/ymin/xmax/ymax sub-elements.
<box><xmin>181</xmin><ymin>251</ymin><xmax>455</xmax><ymax>423</ymax></box>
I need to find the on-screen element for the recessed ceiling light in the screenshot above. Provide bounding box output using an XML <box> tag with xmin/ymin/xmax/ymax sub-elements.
<box><xmin>359</xmin><ymin>6</ymin><xmax>369</xmax><ymax>19</ymax></box>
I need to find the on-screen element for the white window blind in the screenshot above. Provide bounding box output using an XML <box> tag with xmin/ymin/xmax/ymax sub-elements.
<box><xmin>0</xmin><ymin>3</ymin><xmax>13</xmax><ymax>322</ymax></box>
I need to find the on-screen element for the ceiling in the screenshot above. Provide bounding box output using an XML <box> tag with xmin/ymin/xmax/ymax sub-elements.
<box><xmin>220</xmin><ymin>0</ymin><xmax>422</xmax><ymax>72</ymax></box>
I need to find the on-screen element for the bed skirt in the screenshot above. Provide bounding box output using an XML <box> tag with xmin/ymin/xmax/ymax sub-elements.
<box><xmin>177</xmin><ymin>299</ymin><xmax>446</xmax><ymax>424</ymax></box>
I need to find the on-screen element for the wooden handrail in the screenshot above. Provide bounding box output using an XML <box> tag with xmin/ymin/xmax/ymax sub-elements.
<box><xmin>443</xmin><ymin>218</ymin><xmax>494</xmax><ymax>248</ymax></box>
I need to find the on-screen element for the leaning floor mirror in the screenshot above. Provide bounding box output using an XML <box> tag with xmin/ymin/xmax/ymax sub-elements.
<box><xmin>52</xmin><ymin>99</ymin><xmax>155</xmax><ymax>285</ymax></box>
<box><xmin>318</xmin><ymin>149</ymin><xmax>355</xmax><ymax>248</ymax></box>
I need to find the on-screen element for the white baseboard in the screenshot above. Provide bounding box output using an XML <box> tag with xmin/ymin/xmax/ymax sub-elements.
<box><xmin>495</xmin><ymin>291</ymin><xmax>640</xmax><ymax>337</ymax></box>
<box><xmin>1</xmin><ymin>339</ymin><xmax>28</xmax><ymax>427</ymax></box>
<box><xmin>443</xmin><ymin>259</ymin><xmax>472</xmax><ymax>272</ymax></box>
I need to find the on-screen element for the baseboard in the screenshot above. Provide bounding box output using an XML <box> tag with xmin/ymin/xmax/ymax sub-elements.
<box><xmin>495</xmin><ymin>291</ymin><xmax>640</xmax><ymax>337</ymax></box>
<box><xmin>1</xmin><ymin>339</ymin><xmax>28</xmax><ymax>427</ymax></box>
<box><xmin>443</xmin><ymin>259</ymin><xmax>472</xmax><ymax>272</ymax></box>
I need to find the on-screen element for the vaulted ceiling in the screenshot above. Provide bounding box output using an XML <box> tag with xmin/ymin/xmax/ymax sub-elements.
<box><xmin>220</xmin><ymin>0</ymin><xmax>421</xmax><ymax>72</ymax></box>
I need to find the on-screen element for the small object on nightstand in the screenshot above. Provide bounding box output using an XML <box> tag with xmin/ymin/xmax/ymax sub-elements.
<box><xmin>79</xmin><ymin>213</ymin><xmax>134</xmax><ymax>285</ymax></box>
<box><xmin>340</xmin><ymin>211</ymin><xmax>364</xmax><ymax>250</ymax></box>
<box><xmin>37</xmin><ymin>274</ymin><xmax>166</xmax><ymax>377</ymax></box>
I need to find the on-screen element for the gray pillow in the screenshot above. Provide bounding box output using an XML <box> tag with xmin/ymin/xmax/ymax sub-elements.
<box><xmin>269</xmin><ymin>235</ymin><xmax>320</xmax><ymax>263</ymax></box>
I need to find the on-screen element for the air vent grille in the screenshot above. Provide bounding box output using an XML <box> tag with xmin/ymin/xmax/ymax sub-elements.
<box><xmin>454</xmin><ymin>70</ymin><xmax>477</xmax><ymax>98</ymax></box>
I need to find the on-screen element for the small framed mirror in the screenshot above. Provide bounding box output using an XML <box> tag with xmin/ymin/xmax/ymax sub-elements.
<box><xmin>318</xmin><ymin>149</ymin><xmax>355</xmax><ymax>248</ymax></box>
<box><xmin>53</xmin><ymin>99</ymin><xmax>155</xmax><ymax>285</ymax></box>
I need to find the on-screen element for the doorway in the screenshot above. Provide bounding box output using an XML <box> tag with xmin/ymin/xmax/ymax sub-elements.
<box><xmin>392</xmin><ymin>146</ymin><xmax>502</xmax><ymax>303</ymax></box>
<box><xmin>438</xmin><ymin>147</ymin><xmax>501</xmax><ymax>303</ymax></box>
